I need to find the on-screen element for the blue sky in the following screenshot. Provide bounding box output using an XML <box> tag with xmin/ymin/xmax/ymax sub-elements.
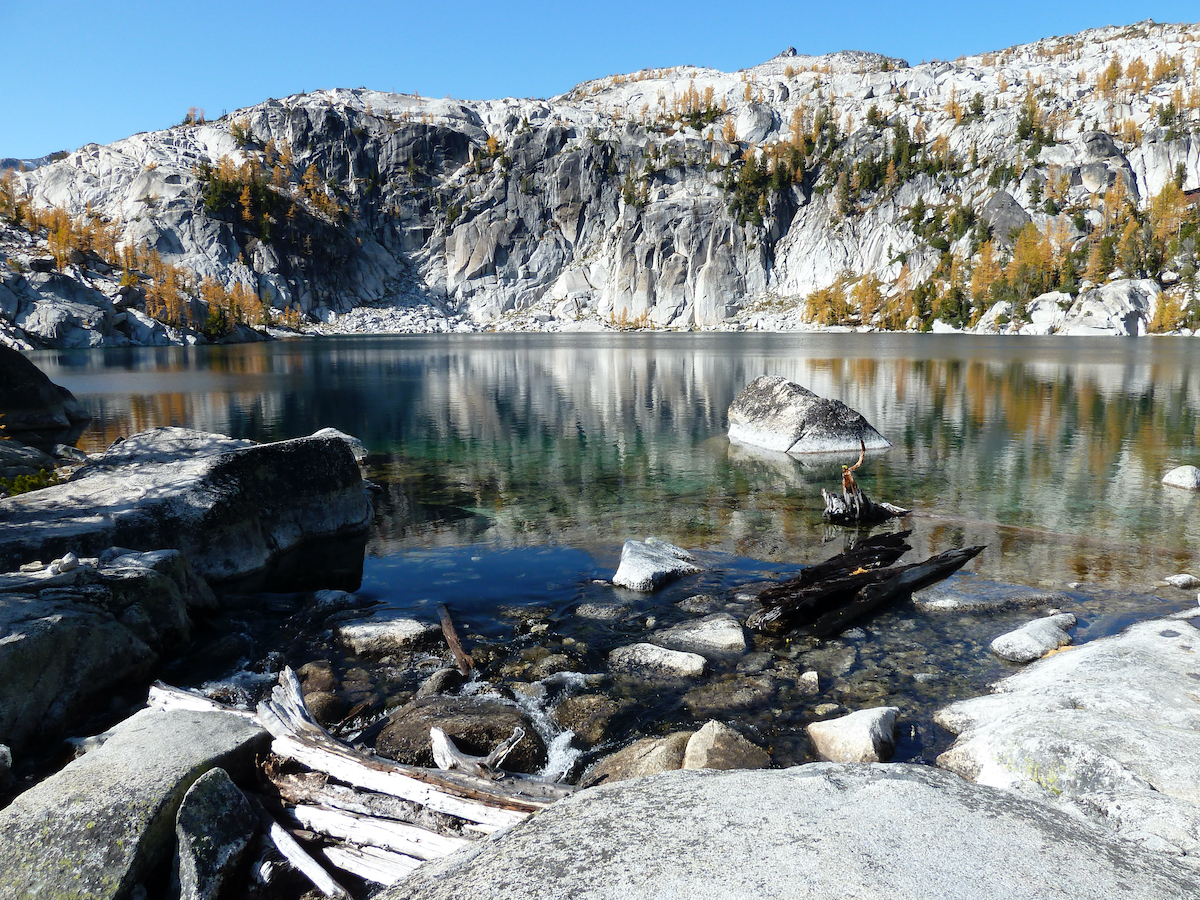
<box><xmin>3</xmin><ymin>1</ymin><xmax>1197</xmax><ymax>159</ymax></box>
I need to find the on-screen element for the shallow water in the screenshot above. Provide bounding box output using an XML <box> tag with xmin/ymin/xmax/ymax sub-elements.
<box><xmin>32</xmin><ymin>333</ymin><xmax>1200</xmax><ymax>765</ymax></box>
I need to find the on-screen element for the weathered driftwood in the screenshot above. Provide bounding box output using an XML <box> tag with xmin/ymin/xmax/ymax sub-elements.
<box><xmin>821</xmin><ymin>441</ymin><xmax>910</xmax><ymax>525</ymax></box>
<box><xmin>257</xmin><ymin>670</ymin><xmax>533</xmax><ymax>830</ymax></box>
<box><xmin>749</xmin><ymin>536</ymin><xmax>985</xmax><ymax>636</ymax></box>
<box><xmin>147</xmin><ymin>682</ymin><xmax>257</xmax><ymax>719</ymax></box>
<box><xmin>321</xmin><ymin>844</ymin><xmax>423</xmax><ymax>886</ymax></box>
<box><xmin>438</xmin><ymin>603</ymin><xmax>475</xmax><ymax>677</ymax></box>
<box><xmin>430</xmin><ymin>725</ymin><xmax>524</xmax><ymax>779</ymax></box>
<box><xmin>249</xmin><ymin>795</ymin><xmax>352</xmax><ymax>900</ymax></box>
<box><xmin>287</xmin><ymin>803</ymin><xmax>470</xmax><ymax>860</ymax></box>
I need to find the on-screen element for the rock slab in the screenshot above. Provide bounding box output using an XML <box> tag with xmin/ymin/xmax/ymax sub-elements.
<box><xmin>382</xmin><ymin>764</ymin><xmax>1200</xmax><ymax>900</ymax></box>
<box><xmin>937</xmin><ymin>617</ymin><xmax>1200</xmax><ymax>859</ymax></box>
<box><xmin>0</xmin><ymin>426</ymin><xmax>372</xmax><ymax>580</ymax></box>
<box><xmin>612</xmin><ymin>538</ymin><xmax>700</xmax><ymax>591</ymax></box>
<box><xmin>609</xmin><ymin>642</ymin><xmax>707</xmax><ymax>678</ymax></box>
<box><xmin>727</xmin><ymin>375</ymin><xmax>890</xmax><ymax>455</ymax></box>
<box><xmin>651</xmin><ymin>612</ymin><xmax>747</xmax><ymax>657</ymax></box>
<box><xmin>0</xmin><ymin>344</ymin><xmax>91</xmax><ymax>437</ymax></box>
<box><xmin>0</xmin><ymin>708</ymin><xmax>267</xmax><ymax>900</ymax></box>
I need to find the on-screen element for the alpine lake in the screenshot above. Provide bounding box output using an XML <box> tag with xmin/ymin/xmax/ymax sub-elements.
<box><xmin>31</xmin><ymin>332</ymin><xmax>1200</xmax><ymax>772</ymax></box>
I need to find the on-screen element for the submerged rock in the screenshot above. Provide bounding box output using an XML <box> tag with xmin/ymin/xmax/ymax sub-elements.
<box><xmin>0</xmin><ymin>426</ymin><xmax>372</xmax><ymax>581</ymax></box>
<box><xmin>806</xmin><ymin>706</ymin><xmax>898</xmax><ymax>763</ymax></box>
<box><xmin>383</xmin><ymin>764</ymin><xmax>1200</xmax><ymax>900</ymax></box>
<box><xmin>936</xmin><ymin>617</ymin><xmax>1200</xmax><ymax>860</ymax></box>
<box><xmin>0</xmin><ymin>708</ymin><xmax>267</xmax><ymax>900</ymax></box>
<box><xmin>1162</xmin><ymin>465</ymin><xmax>1200</xmax><ymax>491</ymax></box>
<box><xmin>611</xmin><ymin>537</ymin><xmax>700</xmax><ymax>591</ymax></box>
<box><xmin>726</xmin><ymin>375</ymin><xmax>890</xmax><ymax>455</ymax></box>
<box><xmin>912</xmin><ymin>574</ymin><xmax>1072</xmax><ymax>612</ymax></box>
<box><xmin>989</xmin><ymin>612</ymin><xmax>1077</xmax><ymax>663</ymax></box>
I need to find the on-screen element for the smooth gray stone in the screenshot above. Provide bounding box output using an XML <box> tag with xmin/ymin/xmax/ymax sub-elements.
<box><xmin>609</xmin><ymin>642</ymin><xmax>706</xmax><ymax>678</ymax></box>
<box><xmin>913</xmin><ymin>574</ymin><xmax>1072</xmax><ymax>612</ymax></box>
<box><xmin>726</xmin><ymin>375</ymin><xmax>890</xmax><ymax>455</ymax></box>
<box><xmin>1163</xmin><ymin>465</ymin><xmax>1200</xmax><ymax>490</ymax></box>
<box><xmin>175</xmin><ymin>768</ymin><xmax>256</xmax><ymax>900</ymax></box>
<box><xmin>382</xmin><ymin>765</ymin><xmax>1200</xmax><ymax>900</ymax></box>
<box><xmin>0</xmin><ymin>708</ymin><xmax>268</xmax><ymax>900</ymax></box>
<box><xmin>0</xmin><ymin>426</ymin><xmax>372</xmax><ymax>580</ymax></box>
<box><xmin>807</xmin><ymin>706</ymin><xmax>898</xmax><ymax>762</ymax></box>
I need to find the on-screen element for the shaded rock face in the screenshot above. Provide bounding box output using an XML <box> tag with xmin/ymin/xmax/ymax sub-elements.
<box><xmin>0</xmin><ymin>345</ymin><xmax>90</xmax><ymax>446</ymax></box>
<box><xmin>727</xmin><ymin>376</ymin><xmax>890</xmax><ymax>455</ymax></box>
<box><xmin>0</xmin><ymin>708</ymin><xmax>267</xmax><ymax>900</ymax></box>
<box><xmin>174</xmin><ymin>767</ymin><xmax>256</xmax><ymax>900</ymax></box>
<box><xmin>376</xmin><ymin>696</ymin><xmax>548</xmax><ymax>774</ymax></box>
<box><xmin>0</xmin><ymin>549</ymin><xmax>212</xmax><ymax>756</ymax></box>
<box><xmin>936</xmin><ymin>615</ymin><xmax>1200</xmax><ymax>861</ymax></box>
<box><xmin>0</xmin><ymin>426</ymin><xmax>372</xmax><ymax>581</ymax></box>
<box><xmin>384</xmin><ymin>764</ymin><xmax>1200</xmax><ymax>900</ymax></box>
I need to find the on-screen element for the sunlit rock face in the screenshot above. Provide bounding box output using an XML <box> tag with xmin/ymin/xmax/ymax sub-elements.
<box><xmin>8</xmin><ymin>21</ymin><xmax>1200</xmax><ymax>345</ymax></box>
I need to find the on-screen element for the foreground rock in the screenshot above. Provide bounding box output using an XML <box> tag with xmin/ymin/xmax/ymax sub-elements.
<box><xmin>0</xmin><ymin>344</ymin><xmax>90</xmax><ymax>442</ymax></box>
<box><xmin>937</xmin><ymin>615</ymin><xmax>1200</xmax><ymax>860</ymax></box>
<box><xmin>989</xmin><ymin>612</ymin><xmax>1077</xmax><ymax>663</ymax></box>
<box><xmin>0</xmin><ymin>548</ymin><xmax>214</xmax><ymax>756</ymax></box>
<box><xmin>0</xmin><ymin>708</ymin><xmax>267</xmax><ymax>900</ymax></box>
<box><xmin>0</xmin><ymin>426</ymin><xmax>372</xmax><ymax>580</ymax></box>
<box><xmin>807</xmin><ymin>706</ymin><xmax>898</xmax><ymax>762</ymax></box>
<box><xmin>174</xmin><ymin>768</ymin><xmax>256</xmax><ymax>900</ymax></box>
<box><xmin>1162</xmin><ymin>465</ymin><xmax>1200</xmax><ymax>491</ymax></box>
<box><xmin>727</xmin><ymin>376</ymin><xmax>890</xmax><ymax>455</ymax></box>
<box><xmin>384</xmin><ymin>764</ymin><xmax>1200</xmax><ymax>900</ymax></box>
<box><xmin>611</xmin><ymin>538</ymin><xmax>700</xmax><ymax>591</ymax></box>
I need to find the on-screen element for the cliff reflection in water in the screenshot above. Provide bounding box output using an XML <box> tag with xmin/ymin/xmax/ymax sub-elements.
<box><xmin>32</xmin><ymin>333</ymin><xmax>1200</xmax><ymax>591</ymax></box>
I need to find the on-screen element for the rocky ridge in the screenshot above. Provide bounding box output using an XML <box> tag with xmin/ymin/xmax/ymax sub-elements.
<box><xmin>5</xmin><ymin>21</ymin><xmax>1200</xmax><ymax>346</ymax></box>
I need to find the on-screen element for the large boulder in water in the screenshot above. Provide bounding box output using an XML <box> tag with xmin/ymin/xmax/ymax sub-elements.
<box><xmin>727</xmin><ymin>375</ymin><xmax>890</xmax><ymax>455</ymax></box>
<box><xmin>0</xmin><ymin>426</ymin><xmax>372</xmax><ymax>581</ymax></box>
<box><xmin>382</xmin><ymin>764</ymin><xmax>1200</xmax><ymax>900</ymax></box>
<box><xmin>0</xmin><ymin>344</ymin><xmax>90</xmax><ymax>443</ymax></box>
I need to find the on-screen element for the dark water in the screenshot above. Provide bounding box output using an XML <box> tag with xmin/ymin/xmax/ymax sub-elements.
<box><xmin>30</xmin><ymin>333</ymin><xmax>1200</xmax><ymax>765</ymax></box>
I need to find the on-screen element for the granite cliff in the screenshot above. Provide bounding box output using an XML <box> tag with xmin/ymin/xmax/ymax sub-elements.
<box><xmin>4</xmin><ymin>20</ymin><xmax>1200</xmax><ymax>346</ymax></box>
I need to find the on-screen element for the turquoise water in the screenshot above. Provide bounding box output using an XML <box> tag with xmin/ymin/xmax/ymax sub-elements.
<box><xmin>32</xmin><ymin>333</ymin><xmax>1200</xmax><ymax>764</ymax></box>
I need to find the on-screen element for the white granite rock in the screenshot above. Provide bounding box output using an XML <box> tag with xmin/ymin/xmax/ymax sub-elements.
<box><xmin>611</xmin><ymin>538</ymin><xmax>700</xmax><ymax>591</ymax></box>
<box><xmin>937</xmin><ymin>617</ymin><xmax>1200</xmax><ymax>860</ymax></box>
<box><xmin>681</xmin><ymin>720</ymin><xmax>770</xmax><ymax>771</ymax></box>
<box><xmin>1163</xmin><ymin>465</ymin><xmax>1200</xmax><ymax>490</ymax></box>
<box><xmin>807</xmin><ymin>706</ymin><xmax>899</xmax><ymax>763</ymax></box>
<box><xmin>382</xmin><ymin>764</ymin><xmax>1200</xmax><ymax>900</ymax></box>
<box><xmin>609</xmin><ymin>642</ymin><xmax>707</xmax><ymax>678</ymax></box>
<box><xmin>335</xmin><ymin>612</ymin><xmax>440</xmax><ymax>656</ymax></box>
<box><xmin>1163</xmin><ymin>574</ymin><xmax>1200</xmax><ymax>590</ymax></box>
<box><xmin>652</xmin><ymin>613</ymin><xmax>747</xmax><ymax>657</ymax></box>
<box><xmin>989</xmin><ymin>613</ymin><xmax>1077</xmax><ymax>663</ymax></box>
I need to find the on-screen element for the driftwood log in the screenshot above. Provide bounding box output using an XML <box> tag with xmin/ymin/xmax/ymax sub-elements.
<box><xmin>152</xmin><ymin>670</ymin><xmax>574</xmax><ymax>890</ymax></box>
<box><xmin>822</xmin><ymin>441</ymin><xmax>910</xmax><ymax>525</ymax></box>
<box><xmin>748</xmin><ymin>533</ymin><xmax>985</xmax><ymax>636</ymax></box>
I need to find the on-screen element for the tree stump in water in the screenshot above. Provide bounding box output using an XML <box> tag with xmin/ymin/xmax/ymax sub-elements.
<box><xmin>822</xmin><ymin>441</ymin><xmax>909</xmax><ymax>525</ymax></box>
